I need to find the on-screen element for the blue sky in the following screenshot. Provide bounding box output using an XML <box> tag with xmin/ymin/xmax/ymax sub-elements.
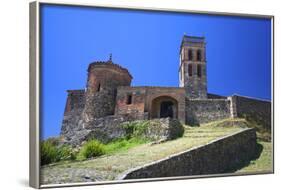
<box><xmin>41</xmin><ymin>4</ymin><xmax>272</xmax><ymax>139</ymax></box>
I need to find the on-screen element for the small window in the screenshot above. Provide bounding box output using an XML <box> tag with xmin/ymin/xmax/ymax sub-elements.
<box><xmin>188</xmin><ymin>49</ymin><xmax>193</xmax><ymax>61</ymax></box>
<box><xmin>97</xmin><ymin>83</ymin><xmax>101</xmax><ymax>92</ymax></box>
<box><xmin>197</xmin><ymin>50</ymin><xmax>202</xmax><ymax>61</ymax></box>
<box><xmin>188</xmin><ymin>64</ymin><xmax>192</xmax><ymax>77</ymax></box>
<box><xmin>126</xmin><ymin>94</ymin><xmax>132</xmax><ymax>104</ymax></box>
<box><xmin>197</xmin><ymin>65</ymin><xmax>202</xmax><ymax>77</ymax></box>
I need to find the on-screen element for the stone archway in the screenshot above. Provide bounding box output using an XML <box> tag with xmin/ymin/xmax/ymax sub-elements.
<box><xmin>151</xmin><ymin>96</ymin><xmax>178</xmax><ymax>119</ymax></box>
<box><xmin>160</xmin><ymin>101</ymin><xmax>174</xmax><ymax>118</ymax></box>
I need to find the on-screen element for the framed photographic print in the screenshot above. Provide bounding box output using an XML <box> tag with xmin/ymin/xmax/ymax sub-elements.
<box><xmin>29</xmin><ymin>1</ymin><xmax>274</xmax><ymax>188</ymax></box>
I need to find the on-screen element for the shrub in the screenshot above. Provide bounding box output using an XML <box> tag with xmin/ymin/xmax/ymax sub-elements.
<box><xmin>57</xmin><ymin>145</ymin><xmax>77</xmax><ymax>161</ymax></box>
<box><xmin>121</xmin><ymin>120</ymin><xmax>149</xmax><ymax>139</ymax></box>
<box><xmin>40</xmin><ymin>141</ymin><xmax>59</xmax><ymax>165</ymax></box>
<box><xmin>78</xmin><ymin>140</ymin><xmax>106</xmax><ymax>160</ymax></box>
<box><xmin>45</xmin><ymin>137</ymin><xmax>61</xmax><ymax>146</ymax></box>
<box><xmin>41</xmin><ymin>139</ymin><xmax>77</xmax><ymax>165</ymax></box>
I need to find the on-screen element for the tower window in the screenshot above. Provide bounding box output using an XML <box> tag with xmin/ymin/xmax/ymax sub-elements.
<box><xmin>188</xmin><ymin>64</ymin><xmax>192</xmax><ymax>77</ymax></box>
<box><xmin>197</xmin><ymin>50</ymin><xmax>202</xmax><ymax>61</ymax></box>
<box><xmin>97</xmin><ymin>83</ymin><xmax>101</xmax><ymax>92</ymax></box>
<box><xmin>197</xmin><ymin>65</ymin><xmax>202</xmax><ymax>77</ymax></box>
<box><xmin>188</xmin><ymin>49</ymin><xmax>193</xmax><ymax>61</ymax></box>
<box><xmin>126</xmin><ymin>94</ymin><xmax>132</xmax><ymax>104</ymax></box>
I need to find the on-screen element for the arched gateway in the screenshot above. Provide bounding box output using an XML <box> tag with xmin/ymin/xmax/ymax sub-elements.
<box><xmin>151</xmin><ymin>96</ymin><xmax>178</xmax><ymax>119</ymax></box>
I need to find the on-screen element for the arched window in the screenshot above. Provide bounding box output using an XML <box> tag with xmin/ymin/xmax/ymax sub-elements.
<box><xmin>188</xmin><ymin>64</ymin><xmax>192</xmax><ymax>77</ymax></box>
<box><xmin>188</xmin><ymin>49</ymin><xmax>193</xmax><ymax>61</ymax></box>
<box><xmin>197</xmin><ymin>65</ymin><xmax>202</xmax><ymax>77</ymax></box>
<box><xmin>197</xmin><ymin>50</ymin><xmax>202</xmax><ymax>61</ymax></box>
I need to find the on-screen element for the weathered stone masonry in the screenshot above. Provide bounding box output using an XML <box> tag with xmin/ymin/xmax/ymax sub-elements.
<box><xmin>229</xmin><ymin>95</ymin><xmax>271</xmax><ymax>130</ymax></box>
<box><xmin>60</xmin><ymin>35</ymin><xmax>271</xmax><ymax>146</ymax></box>
<box><xmin>186</xmin><ymin>99</ymin><xmax>231</xmax><ymax>125</ymax></box>
<box><xmin>119</xmin><ymin>128</ymin><xmax>257</xmax><ymax>179</ymax></box>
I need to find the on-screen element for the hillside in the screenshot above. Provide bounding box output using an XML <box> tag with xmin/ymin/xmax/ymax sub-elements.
<box><xmin>40</xmin><ymin>118</ymin><xmax>272</xmax><ymax>185</ymax></box>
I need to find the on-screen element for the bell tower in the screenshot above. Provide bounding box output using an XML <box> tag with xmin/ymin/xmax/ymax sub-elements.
<box><xmin>179</xmin><ymin>35</ymin><xmax>207</xmax><ymax>99</ymax></box>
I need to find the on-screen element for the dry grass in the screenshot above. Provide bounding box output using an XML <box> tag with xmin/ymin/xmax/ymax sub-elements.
<box><xmin>43</xmin><ymin>119</ymin><xmax>244</xmax><ymax>180</ymax></box>
<box><xmin>236</xmin><ymin>141</ymin><xmax>273</xmax><ymax>173</ymax></box>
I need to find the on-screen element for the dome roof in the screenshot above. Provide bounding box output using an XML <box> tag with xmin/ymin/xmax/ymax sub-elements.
<box><xmin>87</xmin><ymin>55</ymin><xmax>132</xmax><ymax>79</ymax></box>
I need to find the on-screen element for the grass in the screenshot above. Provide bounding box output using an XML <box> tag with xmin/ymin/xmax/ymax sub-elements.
<box><xmin>41</xmin><ymin>119</ymin><xmax>246</xmax><ymax>183</ymax></box>
<box><xmin>236</xmin><ymin>140</ymin><xmax>273</xmax><ymax>173</ymax></box>
<box><xmin>104</xmin><ymin>138</ymin><xmax>149</xmax><ymax>154</ymax></box>
<box><xmin>41</xmin><ymin>118</ymin><xmax>273</xmax><ymax>184</ymax></box>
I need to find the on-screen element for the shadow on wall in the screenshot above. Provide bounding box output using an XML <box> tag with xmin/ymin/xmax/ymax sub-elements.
<box><xmin>186</xmin><ymin>111</ymin><xmax>200</xmax><ymax>126</ymax></box>
<box><xmin>224</xmin><ymin>142</ymin><xmax>264</xmax><ymax>173</ymax></box>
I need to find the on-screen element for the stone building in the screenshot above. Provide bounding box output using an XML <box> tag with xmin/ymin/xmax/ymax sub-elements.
<box><xmin>61</xmin><ymin>35</ymin><xmax>271</xmax><ymax>145</ymax></box>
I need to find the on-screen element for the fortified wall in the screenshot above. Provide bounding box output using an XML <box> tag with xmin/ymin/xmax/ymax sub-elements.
<box><xmin>229</xmin><ymin>95</ymin><xmax>271</xmax><ymax>130</ymax></box>
<box><xmin>186</xmin><ymin>98</ymin><xmax>231</xmax><ymax>125</ymax></box>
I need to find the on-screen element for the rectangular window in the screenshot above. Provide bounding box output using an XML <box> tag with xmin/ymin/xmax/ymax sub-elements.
<box><xmin>188</xmin><ymin>64</ymin><xmax>192</xmax><ymax>77</ymax></box>
<box><xmin>197</xmin><ymin>65</ymin><xmax>202</xmax><ymax>77</ymax></box>
<box><xmin>126</xmin><ymin>94</ymin><xmax>132</xmax><ymax>104</ymax></box>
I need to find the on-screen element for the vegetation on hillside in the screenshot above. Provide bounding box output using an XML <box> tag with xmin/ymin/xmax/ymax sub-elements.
<box><xmin>120</xmin><ymin>120</ymin><xmax>150</xmax><ymax>139</ymax></box>
<box><xmin>236</xmin><ymin>141</ymin><xmax>272</xmax><ymax>173</ymax></box>
<box><xmin>41</xmin><ymin>121</ymin><xmax>244</xmax><ymax>184</ymax></box>
<box><xmin>40</xmin><ymin>139</ymin><xmax>76</xmax><ymax>165</ymax></box>
<box><xmin>41</xmin><ymin>117</ymin><xmax>272</xmax><ymax>179</ymax></box>
<box><xmin>41</xmin><ymin>121</ymin><xmax>152</xmax><ymax>165</ymax></box>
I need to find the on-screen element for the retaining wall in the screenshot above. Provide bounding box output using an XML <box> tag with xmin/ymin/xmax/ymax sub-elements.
<box><xmin>119</xmin><ymin>128</ymin><xmax>257</xmax><ymax>180</ymax></box>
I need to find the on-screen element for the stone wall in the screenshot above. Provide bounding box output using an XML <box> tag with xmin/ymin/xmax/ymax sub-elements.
<box><xmin>119</xmin><ymin>128</ymin><xmax>257</xmax><ymax>180</ymax></box>
<box><xmin>122</xmin><ymin>118</ymin><xmax>184</xmax><ymax>142</ymax></box>
<box><xmin>83</xmin><ymin>61</ymin><xmax>132</xmax><ymax>121</ymax></box>
<box><xmin>61</xmin><ymin>90</ymin><xmax>85</xmax><ymax>144</ymax></box>
<box><xmin>64</xmin><ymin>90</ymin><xmax>85</xmax><ymax>114</ymax></box>
<box><xmin>186</xmin><ymin>99</ymin><xmax>231</xmax><ymax>125</ymax></box>
<box><xmin>230</xmin><ymin>95</ymin><xmax>271</xmax><ymax>130</ymax></box>
<box><xmin>60</xmin><ymin>113</ymin><xmax>150</xmax><ymax>146</ymax></box>
<box><xmin>207</xmin><ymin>93</ymin><xmax>227</xmax><ymax>99</ymax></box>
<box><xmin>82</xmin><ymin>90</ymin><xmax>116</xmax><ymax>121</ymax></box>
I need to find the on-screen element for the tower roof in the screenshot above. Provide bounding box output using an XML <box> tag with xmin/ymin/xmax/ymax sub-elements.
<box><xmin>180</xmin><ymin>35</ymin><xmax>206</xmax><ymax>53</ymax></box>
<box><xmin>182</xmin><ymin>35</ymin><xmax>205</xmax><ymax>43</ymax></box>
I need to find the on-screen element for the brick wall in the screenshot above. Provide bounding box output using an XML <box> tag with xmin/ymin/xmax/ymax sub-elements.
<box><xmin>115</xmin><ymin>86</ymin><xmax>186</xmax><ymax>124</ymax></box>
<box><xmin>115</xmin><ymin>87</ymin><xmax>146</xmax><ymax>115</ymax></box>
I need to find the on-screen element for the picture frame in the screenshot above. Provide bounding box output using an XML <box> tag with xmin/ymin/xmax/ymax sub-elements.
<box><xmin>30</xmin><ymin>1</ymin><xmax>274</xmax><ymax>188</ymax></box>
